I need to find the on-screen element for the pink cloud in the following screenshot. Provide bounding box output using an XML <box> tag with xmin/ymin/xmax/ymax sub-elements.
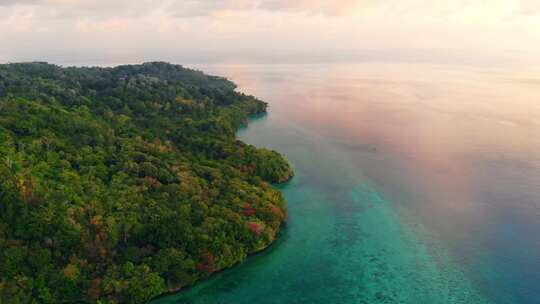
<box><xmin>520</xmin><ymin>0</ymin><xmax>540</xmax><ymax>15</ymax></box>
<box><xmin>77</xmin><ymin>18</ymin><xmax>129</xmax><ymax>32</ymax></box>
<box><xmin>258</xmin><ymin>0</ymin><xmax>361</xmax><ymax>15</ymax></box>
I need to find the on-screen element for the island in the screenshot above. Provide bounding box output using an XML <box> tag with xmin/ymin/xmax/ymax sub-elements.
<box><xmin>0</xmin><ymin>62</ymin><xmax>293</xmax><ymax>303</ymax></box>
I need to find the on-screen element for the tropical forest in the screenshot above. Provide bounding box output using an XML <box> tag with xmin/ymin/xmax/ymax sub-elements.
<box><xmin>0</xmin><ymin>62</ymin><xmax>293</xmax><ymax>303</ymax></box>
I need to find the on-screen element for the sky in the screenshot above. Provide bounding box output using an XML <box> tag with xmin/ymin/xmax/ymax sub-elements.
<box><xmin>0</xmin><ymin>0</ymin><xmax>539</xmax><ymax>65</ymax></box>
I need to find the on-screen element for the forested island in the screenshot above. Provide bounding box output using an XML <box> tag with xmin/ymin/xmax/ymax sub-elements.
<box><xmin>0</xmin><ymin>62</ymin><xmax>293</xmax><ymax>303</ymax></box>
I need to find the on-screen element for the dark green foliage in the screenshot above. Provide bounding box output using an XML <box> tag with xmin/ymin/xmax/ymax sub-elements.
<box><xmin>0</xmin><ymin>62</ymin><xmax>292</xmax><ymax>303</ymax></box>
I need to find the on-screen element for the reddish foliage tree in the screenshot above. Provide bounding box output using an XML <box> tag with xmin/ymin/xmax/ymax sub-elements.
<box><xmin>196</xmin><ymin>252</ymin><xmax>216</xmax><ymax>273</ymax></box>
<box><xmin>87</xmin><ymin>278</ymin><xmax>102</xmax><ymax>300</ymax></box>
<box><xmin>269</xmin><ymin>205</ymin><xmax>285</xmax><ymax>220</ymax></box>
<box><xmin>241</xmin><ymin>202</ymin><xmax>256</xmax><ymax>216</ymax></box>
<box><xmin>247</xmin><ymin>221</ymin><xmax>263</xmax><ymax>235</ymax></box>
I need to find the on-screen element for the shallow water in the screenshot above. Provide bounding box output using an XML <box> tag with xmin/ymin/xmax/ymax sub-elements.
<box><xmin>153</xmin><ymin>63</ymin><xmax>540</xmax><ymax>304</ymax></box>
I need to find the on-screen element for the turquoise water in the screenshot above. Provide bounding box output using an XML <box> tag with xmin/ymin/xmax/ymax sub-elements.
<box><xmin>153</xmin><ymin>63</ymin><xmax>540</xmax><ymax>304</ymax></box>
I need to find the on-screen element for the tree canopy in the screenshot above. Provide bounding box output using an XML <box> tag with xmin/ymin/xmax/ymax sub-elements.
<box><xmin>0</xmin><ymin>62</ymin><xmax>293</xmax><ymax>303</ymax></box>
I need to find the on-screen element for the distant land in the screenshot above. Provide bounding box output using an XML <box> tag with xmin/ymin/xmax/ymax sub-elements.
<box><xmin>0</xmin><ymin>62</ymin><xmax>293</xmax><ymax>303</ymax></box>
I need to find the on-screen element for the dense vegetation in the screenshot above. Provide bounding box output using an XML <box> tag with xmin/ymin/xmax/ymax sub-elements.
<box><xmin>0</xmin><ymin>62</ymin><xmax>293</xmax><ymax>303</ymax></box>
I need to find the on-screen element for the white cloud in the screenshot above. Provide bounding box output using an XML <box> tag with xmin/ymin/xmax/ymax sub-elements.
<box><xmin>0</xmin><ymin>0</ymin><xmax>538</xmax><ymax>64</ymax></box>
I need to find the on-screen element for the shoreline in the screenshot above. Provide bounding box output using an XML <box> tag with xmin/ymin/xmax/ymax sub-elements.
<box><xmin>149</xmin><ymin>110</ymin><xmax>293</xmax><ymax>303</ymax></box>
<box><xmin>149</xmin><ymin>221</ymin><xmax>289</xmax><ymax>303</ymax></box>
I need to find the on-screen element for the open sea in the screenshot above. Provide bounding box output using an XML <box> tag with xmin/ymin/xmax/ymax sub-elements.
<box><xmin>152</xmin><ymin>62</ymin><xmax>540</xmax><ymax>304</ymax></box>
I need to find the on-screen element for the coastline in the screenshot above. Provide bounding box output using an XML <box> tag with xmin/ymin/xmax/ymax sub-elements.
<box><xmin>149</xmin><ymin>110</ymin><xmax>294</xmax><ymax>303</ymax></box>
<box><xmin>0</xmin><ymin>62</ymin><xmax>295</xmax><ymax>304</ymax></box>
<box><xmin>149</xmin><ymin>221</ymin><xmax>289</xmax><ymax>303</ymax></box>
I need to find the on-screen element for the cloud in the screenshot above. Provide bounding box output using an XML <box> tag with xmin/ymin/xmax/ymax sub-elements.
<box><xmin>167</xmin><ymin>0</ymin><xmax>361</xmax><ymax>18</ymax></box>
<box><xmin>0</xmin><ymin>0</ymin><xmax>38</xmax><ymax>6</ymax></box>
<box><xmin>519</xmin><ymin>0</ymin><xmax>540</xmax><ymax>15</ymax></box>
<box><xmin>257</xmin><ymin>0</ymin><xmax>360</xmax><ymax>15</ymax></box>
<box><xmin>0</xmin><ymin>0</ymin><xmax>161</xmax><ymax>19</ymax></box>
<box><xmin>0</xmin><ymin>0</ymin><xmax>538</xmax><ymax>64</ymax></box>
<box><xmin>168</xmin><ymin>0</ymin><xmax>252</xmax><ymax>18</ymax></box>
